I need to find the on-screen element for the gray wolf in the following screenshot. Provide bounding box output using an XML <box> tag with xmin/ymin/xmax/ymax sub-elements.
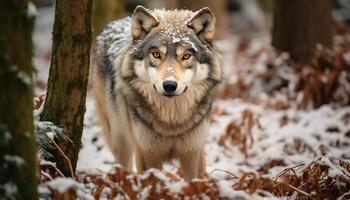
<box><xmin>92</xmin><ymin>5</ymin><xmax>223</xmax><ymax>181</ymax></box>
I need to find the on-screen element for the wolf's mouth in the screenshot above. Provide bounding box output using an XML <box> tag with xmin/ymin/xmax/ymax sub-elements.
<box><xmin>183</xmin><ymin>86</ymin><xmax>188</xmax><ymax>93</ymax></box>
<box><xmin>153</xmin><ymin>84</ymin><xmax>157</xmax><ymax>91</ymax></box>
<box><xmin>153</xmin><ymin>84</ymin><xmax>188</xmax><ymax>98</ymax></box>
<box><xmin>163</xmin><ymin>94</ymin><xmax>176</xmax><ymax>98</ymax></box>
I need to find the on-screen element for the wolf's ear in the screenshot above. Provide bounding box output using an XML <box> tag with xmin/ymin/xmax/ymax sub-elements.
<box><xmin>188</xmin><ymin>7</ymin><xmax>216</xmax><ymax>44</ymax></box>
<box><xmin>131</xmin><ymin>6</ymin><xmax>159</xmax><ymax>40</ymax></box>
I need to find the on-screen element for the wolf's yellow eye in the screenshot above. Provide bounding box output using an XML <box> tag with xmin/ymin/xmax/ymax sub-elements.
<box><xmin>152</xmin><ymin>52</ymin><xmax>161</xmax><ymax>59</ymax></box>
<box><xmin>182</xmin><ymin>54</ymin><xmax>191</xmax><ymax>60</ymax></box>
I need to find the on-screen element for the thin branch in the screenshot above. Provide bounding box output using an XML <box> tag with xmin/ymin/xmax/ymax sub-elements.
<box><xmin>49</xmin><ymin>137</ymin><xmax>75</xmax><ymax>178</ymax></box>
<box><xmin>273</xmin><ymin>163</ymin><xmax>305</xmax><ymax>181</ymax></box>
<box><xmin>210</xmin><ymin>169</ymin><xmax>239</xmax><ymax>180</ymax></box>
<box><xmin>41</xmin><ymin>163</ymin><xmax>65</xmax><ymax>178</ymax></box>
<box><xmin>286</xmin><ymin>183</ymin><xmax>315</xmax><ymax>200</ymax></box>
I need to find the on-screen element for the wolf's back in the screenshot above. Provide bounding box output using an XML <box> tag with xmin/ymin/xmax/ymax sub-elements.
<box><xmin>94</xmin><ymin>17</ymin><xmax>131</xmax><ymax>79</ymax></box>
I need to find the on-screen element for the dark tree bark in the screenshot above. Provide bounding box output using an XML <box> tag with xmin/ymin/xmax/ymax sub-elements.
<box><xmin>41</xmin><ymin>0</ymin><xmax>92</xmax><ymax>176</ymax></box>
<box><xmin>272</xmin><ymin>0</ymin><xmax>334</xmax><ymax>63</ymax></box>
<box><xmin>0</xmin><ymin>0</ymin><xmax>38</xmax><ymax>199</ymax></box>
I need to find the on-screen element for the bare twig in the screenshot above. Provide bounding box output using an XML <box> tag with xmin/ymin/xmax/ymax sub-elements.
<box><xmin>41</xmin><ymin>163</ymin><xmax>65</xmax><ymax>178</ymax></box>
<box><xmin>286</xmin><ymin>183</ymin><xmax>315</xmax><ymax>200</ymax></box>
<box><xmin>273</xmin><ymin>163</ymin><xmax>305</xmax><ymax>181</ymax></box>
<box><xmin>210</xmin><ymin>169</ymin><xmax>239</xmax><ymax>180</ymax></box>
<box><xmin>41</xmin><ymin>170</ymin><xmax>54</xmax><ymax>180</ymax></box>
<box><xmin>49</xmin><ymin>137</ymin><xmax>75</xmax><ymax>178</ymax></box>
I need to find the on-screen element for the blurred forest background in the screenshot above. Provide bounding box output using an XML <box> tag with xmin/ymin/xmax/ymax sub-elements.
<box><xmin>1</xmin><ymin>0</ymin><xmax>350</xmax><ymax>199</ymax></box>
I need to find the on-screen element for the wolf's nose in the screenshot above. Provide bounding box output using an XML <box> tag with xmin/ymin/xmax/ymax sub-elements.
<box><xmin>163</xmin><ymin>80</ymin><xmax>177</xmax><ymax>93</ymax></box>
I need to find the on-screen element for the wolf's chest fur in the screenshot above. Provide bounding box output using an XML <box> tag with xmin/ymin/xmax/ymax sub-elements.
<box><xmin>124</xmin><ymin>81</ymin><xmax>213</xmax><ymax>137</ymax></box>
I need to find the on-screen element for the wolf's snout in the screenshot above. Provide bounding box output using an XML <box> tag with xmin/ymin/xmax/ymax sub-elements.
<box><xmin>163</xmin><ymin>80</ymin><xmax>177</xmax><ymax>93</ymax></box>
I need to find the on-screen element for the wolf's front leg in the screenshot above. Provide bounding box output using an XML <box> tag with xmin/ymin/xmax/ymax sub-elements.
<box><xmin>178</xmin><ymin>148</ymin><xmax>206</xmax><ymax>181</ymax></box>
<box><xmin>135</xmin><ymin>148</ymin><xmax>162</xmax><ymax>172</ymax></box>
<box><xmin>112</xmin><ymin>132</ymin><xmax>134</xmax><ymax>170</ymax></box>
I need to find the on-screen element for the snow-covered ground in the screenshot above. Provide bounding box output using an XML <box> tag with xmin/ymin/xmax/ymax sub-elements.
<box><xmin>33</xmin><ymin>6</ymin><xmax>350</xmax><ymax>200</ymax></box>
<box><xmin>72</xmin><ymin>92</ymin><xmax>350</xmax><ymax>199</ymax></box>
<box><xmin>71</xmin><ymin>95</ymin><xmax>350</xmax><ymax>199</ymax></box>
<box><xmin>74</xmin><ymin>36</ymin><xmax>350</xmax><ymax>198</ymax></box>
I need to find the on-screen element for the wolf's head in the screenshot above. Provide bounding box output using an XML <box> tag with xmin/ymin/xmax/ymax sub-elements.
<box><xmin>126</xmin><ymin>6</ymin><xmax>221</xmax><ymax>98</ymax></box>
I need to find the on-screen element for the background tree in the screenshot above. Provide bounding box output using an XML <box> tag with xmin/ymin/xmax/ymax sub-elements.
<box><xmin>41</xmin><ymin>0</ymin><xmax>92</xmax><ymax>176</ymax></box>
<box><xmin>93</xmin><ymin>0</ymin><xmax>125</xmax><ymax>41</ymax></box>
<box><xmin>272</xmin><ymin>0</ymin><xmax>334</xmax><ymax>63</ymax></box>
<box><xmin>164</xmin><ymin>0</ymin><xmax>229</xmax><ymax>38</ymax></box>
<box><xmin>0</xmin><ymin>0</ymin><xmax>38</xmax><ymax>199</ymax></box>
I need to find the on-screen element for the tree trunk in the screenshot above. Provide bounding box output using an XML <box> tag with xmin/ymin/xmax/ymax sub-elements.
<box><xmin>272</xmin><ymin>0</ymin><xmax>334</xmax><ymax>63</ymax></box>
<box><xmin>41</xmin><ymin>0</ymin><xmax>92</xmax><ymax>176</ymax></box>
<box><xmin>0</xmin><ymin>1</ymin><xmax>38</xmax><ymax>199</ymax></box>
<box><xmin>93</xmin><ymin>0</ymin><xmax>124</xmax><ymax>40</ymax></box>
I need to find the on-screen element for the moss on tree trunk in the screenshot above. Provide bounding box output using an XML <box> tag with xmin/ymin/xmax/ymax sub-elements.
<box><xmin>41</xmin><ymin>0</ymin><xmax>92</xmax><ymax>176</ymax></box>
<box><xmin>272</xmin><ymin>0</ymin><xmax>334</xmax><ymax>63</ymax></box>
<box><xmin>0</xmin><ymin>0</ymin><xmax>38</xmax><ymax>199</ymax></box>
<box><xmin>93</xmin><ymin>0</ymin><xmax>125</xmax><ymax>40</ymax></box>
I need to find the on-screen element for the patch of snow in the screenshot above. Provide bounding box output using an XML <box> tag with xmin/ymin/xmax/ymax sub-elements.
<box><xmin>158</xmin><ymin>21</ymin><xmax>200</xmax><ymax>52</ymax></box>
<box><xmin>318</xmin><ymin>156</ymin><xmax>350</xmax><ymax>177</ymax></box>
<box><xmin>45</xmin><ymin>131</ymin><xmax>55</xmax><ymax>140</ymax></box>
<box><xmin>27</xmin><ymin>2</ymin><xmax>37</xmax><ymax>17</ymax></box>
<box><xmin>76</xmin><ymin>98</ymin><xmax>115</xmax><ymax>173</ymax></box>
<box><xmin>167</xmin><ymin>181</ymin><xmax>187</xmax><ymax>193</ymax></box>
<box><xmin>217</xmin><ymin>180</ymin><xmax>261</xmax><ymax>199</ymax></box>
<box><xmin>0</xmin><ymin>125</ymin><xmax>12</xmax><ymax>145</ymax></box>
<box><xmin>46</xmin><ymin>178</ymin><xmax>77</xmax><ymax>193</ymax></box>
<box><xmin>167</xmin><ymin>67</ymin><xmax>175</xmax><ymax>73</ymax></box>
<box><xmin>338</xmin><ymin>191</ymin><xmax>350</xmax><ymax>200</ymax></box>
<box><xmin>2</xmin><ymin>182</ymin><xmax>18</xmax><ymax>199</ymax></box>
<box><xmin>182</xmin><ymin>37</ymin><xmax>198</xmax><ymax>52</ymax></box>
<box><xmin>139</xmin><ymin>185</ymin><xmax>151</xmax><ymax>200</ymax></box>
<box><xmin>172</xmin><ymin>37</ymin><xmax>181</xmax><ymax>43</ymax></box>
<box><xmin>38</xmin><ymin>183</ymin><xmax>50</xmax><ymax>195</ymax></box>
<box><xmin>4</xmin><ymin>155</ymin><xmax>26</xmax><ymax>167</ymax></box>
<box><xmin>165</xmin><ymin>76</ymin><xmax>176</xmax><ymax>81</ymax></box>
<box><xmin>40</xmin><ymin>159</ymin><xmax>56</xmax><ymax>167</ymax></box>
<box><xmin>45</xmin><ymin>177</ymin><xmax>93</xmax><ymax>199</ymax></box>
<box><xmin>274</xmin><ymin>52</ymin><xmax>289</xmax><ymax>66</ymax></box>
